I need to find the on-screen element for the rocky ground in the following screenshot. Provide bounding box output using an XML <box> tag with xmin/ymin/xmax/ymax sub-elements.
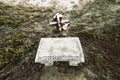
<box><xmin>0</xmin><ymin>0</ymin><xmax>120</xmax><ymax>80</ymax></box>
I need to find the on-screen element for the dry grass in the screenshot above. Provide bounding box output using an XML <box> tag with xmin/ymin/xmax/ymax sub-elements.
<box><xmin>0</xmin><ymin>0</ymin><xmax>120</xmax><ymax>80</ymax></box>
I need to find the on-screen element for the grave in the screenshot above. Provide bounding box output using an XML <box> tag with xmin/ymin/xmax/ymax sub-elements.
<box><xmin>35</xmin><ymin>37</ymin><xmax>84</xmax><ymax>66</ymax></box>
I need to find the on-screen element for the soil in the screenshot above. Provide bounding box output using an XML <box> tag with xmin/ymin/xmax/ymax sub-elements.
<box><xmin>0</xmin><ymin>0</ymin><xmax>120</xmax><ymax>80</ymax></box>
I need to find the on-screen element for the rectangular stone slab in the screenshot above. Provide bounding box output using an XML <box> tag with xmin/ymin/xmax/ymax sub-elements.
<box><xmin>35</xmin><ymin>37</ymin><xmax>85</xmax><ymax>66</ymax></box>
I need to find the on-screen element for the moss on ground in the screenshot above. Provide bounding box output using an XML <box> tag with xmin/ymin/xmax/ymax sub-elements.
<box><xmin>69</xmin><ymin>0</ymin><xmax>120</xmax><ymax>79</ymax></box>
<box><xmin>0</xmin><ymin>2</ymin><xmax>52</xmax><ymax>69</ymax></box>
<box><xmin>0</xmin><ymin>0</ymin><xmax>120</xmax><ymax>80</ymax></box>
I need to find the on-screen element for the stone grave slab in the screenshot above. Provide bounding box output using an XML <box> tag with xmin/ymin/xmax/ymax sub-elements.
<box><xmin>35</xmin><ymin>37</ymin><xmax>84</xmax><ymax>66</ymax></box>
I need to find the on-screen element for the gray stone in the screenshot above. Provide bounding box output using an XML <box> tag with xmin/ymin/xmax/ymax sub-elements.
<box><xmin>35</xmin><ymin>37</ymin><xmax>84</xmax><ymax>66</ymax></box>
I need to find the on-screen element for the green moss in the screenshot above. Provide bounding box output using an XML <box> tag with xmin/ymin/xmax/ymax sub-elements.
<box><xmin>0</xmin><ymin>1</ymin><xmax>119</xmax><ymax>79</ymax></box>
<box><xmin>0</xmin><ymin>3</ymin><xmax>50</xmax><ymax>27</ymax></box>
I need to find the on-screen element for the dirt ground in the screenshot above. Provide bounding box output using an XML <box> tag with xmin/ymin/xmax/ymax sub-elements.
<box><xmin>0</xmin><ymin>0</ymin><xmax>120</xmax><ymax>80</ymax></box>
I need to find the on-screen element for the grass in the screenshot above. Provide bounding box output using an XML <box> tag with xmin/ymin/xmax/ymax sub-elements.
<box><xmin>0</xmin><ymin>2</ymin><xmax>52</xmax><ymax>68</ymax></box>
<box><xmin>69</xmin><ymin>0</ymin><xmax>120</xmax><ymax>79</ymax></box>
<box><xmin>0</xmin><ymin>2</ymin><xmax>52</xmax><ymax>27</ymax></box>
<box><xmin>0</xmin><ymin>0</ymin><xmax>120</xmax><ymax>80</ymax></box>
